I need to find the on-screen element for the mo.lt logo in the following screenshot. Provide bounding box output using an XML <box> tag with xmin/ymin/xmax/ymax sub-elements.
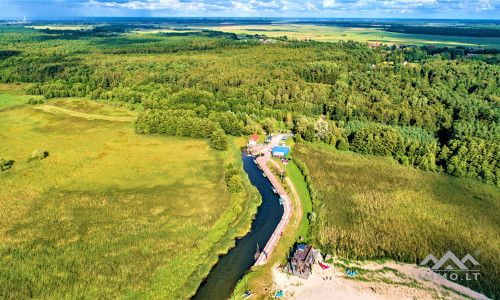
<box><xmin>419</xmin><ymin>250</ymin><xmax>480</xmax><ymax>281</ymax></box>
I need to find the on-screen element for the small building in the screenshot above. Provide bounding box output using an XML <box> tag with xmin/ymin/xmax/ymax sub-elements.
<box><xmin>272</xmin><ymin>146</ymin><xmax>290</xmax><ymax>157</ymax></box>
<box><xmin>248</xmin><ymin>133</ymin><xmax>259</xmax><ymax>147</ymax></box>
<box><xmin>286</xmin><ymin>244</ymin><xmax>319</xmax><ymax>279</ymax></box>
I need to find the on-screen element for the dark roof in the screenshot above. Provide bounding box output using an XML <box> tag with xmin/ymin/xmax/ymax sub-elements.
<box><xmin>293</xmin><ymin>244</ymin><xmax>312</xmax><ymax>262</ymax></box>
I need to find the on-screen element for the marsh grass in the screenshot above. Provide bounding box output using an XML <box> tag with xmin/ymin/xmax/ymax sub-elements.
<box><xmin>0</xmin><ymin>84</ymin><xmax>44</xmax><ymax>109</ymax></box>
<box><xmin>293</xmin><ymin>143</ymin><xmax>500</xmax><ymax>298</ymax></box>
<box><xmin>0</xmin><ymin>102</ymin><xmax>258</xmax><ymax>298</ymax></box>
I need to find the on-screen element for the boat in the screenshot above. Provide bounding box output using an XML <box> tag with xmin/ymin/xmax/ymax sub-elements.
<box><xmin>279</xmin><ymin>198</ymin><xmax>284</xmax><ymax>205</ymax></box>
<box><xmin>254</xmin><ymin>244</ymin><xmax>260</xmax><ymax>260</ymax></box>
<box><xmin>262</xmin><ymin>172</ymin><xmax>267</xmax><ymax>177</ymax></box>
<box><xmin>241</xmin><ymin>291</ymin><xmax>254</xmax><ymax>298</ymax></box>
<box><xmin>272</xmin><ymin>187</ymin><xmax>278</xmax><ymax>194</ymax></box>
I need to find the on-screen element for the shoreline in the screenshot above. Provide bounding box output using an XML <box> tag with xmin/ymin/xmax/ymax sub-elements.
<box><xmin>188</xmin><ymin>149</ymin><xmax>263</xmax><ymax>299</ymax></box>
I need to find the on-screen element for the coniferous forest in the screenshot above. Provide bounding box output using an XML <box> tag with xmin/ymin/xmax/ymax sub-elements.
<box><xmin>0</xmin><ymin>25</ymin><xmax>499</xmax><ymax>187</ymax></box>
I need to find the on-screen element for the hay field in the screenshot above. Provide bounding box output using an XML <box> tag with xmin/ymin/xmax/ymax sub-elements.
<box><xmin>0</xmin><ymin>98</ymin><xmax>257</xmax><ymax>298</ymax></box>
<box><xmin>293</xmin><ymin>144</ymin><xmax>500</xmax><ymax>298</ymax></box>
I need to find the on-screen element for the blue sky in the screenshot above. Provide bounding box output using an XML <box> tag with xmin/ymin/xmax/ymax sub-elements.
<box><xmin>1</xmin><ymin>0</ymin><xmax>499</xmax><ymax>20</ymax></box>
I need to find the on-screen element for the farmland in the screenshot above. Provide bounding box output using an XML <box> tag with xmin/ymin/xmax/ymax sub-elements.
<box><xmin>0</xmin><ymin>94</ymin><xmax>259</xmax><ymax>299</ymax></box>
<box><xmin>293</xmin><ymin>143</ymin><xmax>500</xmax><ymax>298</ymax></box>
<box><xmin>194</xmin><ymin>24</ymin><xmax>500</xmax><ymax>48</ymax></box>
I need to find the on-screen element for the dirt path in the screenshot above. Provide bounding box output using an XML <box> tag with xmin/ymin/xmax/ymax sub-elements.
<box><xmin>285</xmin><ymin>177</ymin><xmax>302</xmax><ymax>228</ymax></box>
<box><xmin>35</xmin><ymin>105</ymin><xmax>136</xmax><ymax>122</ymax></box>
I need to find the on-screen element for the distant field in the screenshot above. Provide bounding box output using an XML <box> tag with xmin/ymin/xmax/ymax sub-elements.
<box><xmin>196</xmin><ymin>24</ymin><xmax>500</xmax><ymax>48</ymax></box>
<box><xmin>27</xmin><ymin>25</ymin><xmax>94</xmax><ymax>30</ymax></box>
<box><xmin>131</xmin><ymin>29</ymin><xmax>202</xmax><ymax>34</ymax></box>
<box><xmin>293</xmin><ymin>144</ymin><xmax>500</xmax><ymax>298</ymax></box>
<box><xmin>0</xmin><ymin>98</ymin><xmax>258</xmax><ymax>298</ymax></box>
<box><xmin>0</xmin><ymin>84</ymin><xmax>43</xmax><ymax>109</ymax></box>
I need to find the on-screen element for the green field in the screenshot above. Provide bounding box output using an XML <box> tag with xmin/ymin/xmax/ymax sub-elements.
<box><xmin>0</xmin><ymin>84</ymin><xmax>42</xmax><ymax>109</ymax></box>
<box><xmin>293</xmin><ymin>143</ymin><xmax>500</xmax><ymax>298</ymax></box>
<box><xmin>0</xmin><ymin>98</ymin><xmax>259</xmax><ymax>299</ymax></box>
<box><xmin>195</xmin><ymin>24</ymin><xmax>500</xmax><ymax>48</ymax></box>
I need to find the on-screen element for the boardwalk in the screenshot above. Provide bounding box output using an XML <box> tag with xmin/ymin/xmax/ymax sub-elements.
<box><xmin>252</xmin><ymin>134</ymin><xmax>293</xmax><ymax>266</ymax></box>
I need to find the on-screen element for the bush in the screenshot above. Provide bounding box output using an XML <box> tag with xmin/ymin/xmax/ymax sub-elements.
<box><xmin>337</xmin><ymin>137</ymin><xmax>349</xmax><ymax>151</ymax></box>
<box><xmin>27</xmin><ymin>98</ymin><xmax>44</xmax><ymax>105</ymax></box>
<box><xmin>225</xmin><ymin>163</ymin><xmax>243</xmax><ymax>193</ymax></box>
<box><xmin>0</xmin><ymin>158</ymin><xmax>14</xmax><ymax>171</ymax></box>
<box><xmin>29</xmin><ymin>149</ymin><xmax>49</xmax><ymax>161</ymax></box>
<box><xmin>227</xmin><ymin>176</ymin><xmax>243</xmax><ymax>193</ymax></box>
<box><xmin>308</xmin><ymin>212</ymin><xmax>317</xmax><ymax>222</ymax></box>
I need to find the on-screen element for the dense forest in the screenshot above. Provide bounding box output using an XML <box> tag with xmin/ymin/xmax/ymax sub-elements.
<box><xmin>0</xmin><ymin>25</ymin><xmax>499</xmax><ymax>186</ymax></box>
<box><xmin>383</xmin><ymin>24</ymin><xmax>500</xmax><ymax>38</ymax></box>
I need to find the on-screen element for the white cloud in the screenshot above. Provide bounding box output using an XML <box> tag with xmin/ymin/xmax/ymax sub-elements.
<box><xmin>231</xmin><ymin>1</ymin><xmax>256</xmax><ymax>11</ymax></box>
<box><xmin>306</xmin><ymin>1</ymin><xmax>319</xmax><ymax>10</ymax></box>
<box><xmin>87</xmin><ymin>0</ymin><xmax>221</xmax><ymax>11</ymax></box>
<box><xmin>323</xmin><ymin>0</ymin><xmax>337</xmax><ymax>8</ymax></box>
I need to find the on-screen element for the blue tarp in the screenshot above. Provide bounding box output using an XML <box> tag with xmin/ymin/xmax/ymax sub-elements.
<box><xmin>272</xmin><ymin>146</ymin><xmax>290</xmax><ymax>156</ymax></box>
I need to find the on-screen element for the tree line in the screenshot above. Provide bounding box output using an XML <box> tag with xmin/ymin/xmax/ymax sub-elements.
<box><xmin>0</xmin><ymin>26</ymin><xmax>498</xmax><ymax>184</ymax></box>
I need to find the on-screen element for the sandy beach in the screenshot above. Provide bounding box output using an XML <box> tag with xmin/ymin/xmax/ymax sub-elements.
<box><xmin>272</xmin><ymin>257</ymin><xmax>489</xmax><ymax>300</ymax></box>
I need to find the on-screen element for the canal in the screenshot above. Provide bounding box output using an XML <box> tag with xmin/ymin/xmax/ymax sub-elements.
<box><xmin>192</xmin><ymin>152</ymin><xmax>284</xmax><ymax>299</ymax></box>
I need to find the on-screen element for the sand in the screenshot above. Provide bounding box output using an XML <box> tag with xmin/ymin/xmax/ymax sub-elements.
<box><xmin>272</xmin><ymin>257</ymin><xmax>490</xmax><ymax>300</ymax></box>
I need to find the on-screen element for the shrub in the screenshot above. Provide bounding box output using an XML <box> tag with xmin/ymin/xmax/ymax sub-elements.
<box><xmin>29</xmin><ymin>149</ymin><xmax>49</xmax><ymax>161</ymax></box>
<box><xmin>0</xmin><ymin>158</ymin><xmax>14</xmax><ymax>171</ymax></box>
<box><xmin>308</xmin><ymin>212</ymin><xmax>317</xmax><ymax>222</ymax></box>
<box><xmin>227</xmin><ymin>176</ymin><xmax>243</xmax><ymax>193</ymax></box>
<box><xmin>27</xmin><ymin>98</ymin><xmax>44</xmax><ymax>105</ymax></box>
<box><xmin>337</xmin><ymin>137</ymin><xmax>349</xmax><ymax>151</ymax></box>
<box><xmin>225</xmin><ymin>163</ymin><xmax>243</xmax><ymax>193</ymax></box>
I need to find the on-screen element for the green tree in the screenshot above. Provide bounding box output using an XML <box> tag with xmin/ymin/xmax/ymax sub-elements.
<box><xmin>210</xmin><ymin>129</ymin><xmax>228</xmax><ymax>151</ymax></box>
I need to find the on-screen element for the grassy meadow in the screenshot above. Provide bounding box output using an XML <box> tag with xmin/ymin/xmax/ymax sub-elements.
<box><xmin>194</xmin><ymin>24</ymin><xmax>500</xmax><ymax>48</ymax></box>
<box><xmin>293</xmin><ymin>144</ymin><xmax>500</xmax><ymax>298</ymax></box>
<box><xmin>0</xmin><ymin>84</ymin><xmax>43</xmax><ymax>109</ymax></box>
<box><xmin>0</xmin><ymin>97</ymin><xmax>259</xmax><ymax>298</ymax></box>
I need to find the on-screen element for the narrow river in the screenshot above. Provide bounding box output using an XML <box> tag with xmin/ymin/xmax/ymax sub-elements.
<box><xmin>192</xmin><ymin>153</ymin><xmax>284</xmax><ymax>300</ymax></box>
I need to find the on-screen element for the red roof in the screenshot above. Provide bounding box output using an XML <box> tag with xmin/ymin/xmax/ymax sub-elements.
<box><xmin>250</xmin><ymin>133</ymin><xmax>259</xmax><ymax>142</ymax></box>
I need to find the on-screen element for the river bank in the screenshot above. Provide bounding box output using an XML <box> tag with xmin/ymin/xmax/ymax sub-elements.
<box><xmin>192</xmin><ymin>151</ymin><xmax>284</xmax><ymax>299</ymax></box>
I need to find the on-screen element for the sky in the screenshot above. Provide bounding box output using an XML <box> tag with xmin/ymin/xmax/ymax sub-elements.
<box><xmin>0</xmin><ymin>0</ymin><xmax>499</xmax><ymax>20</ymax></box>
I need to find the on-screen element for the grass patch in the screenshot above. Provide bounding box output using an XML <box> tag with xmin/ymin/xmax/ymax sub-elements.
<box><xmin>293</xmin><ymin>143</ymin><xmax>500</xmax><ymax>298</ymax></box>
<box><xmin>0</xmin><ymin>102</ymin><xmax>257</xmax><ymax>298</ymax></box>
<box><xmin>286</xmin><ymin>160</ymin><xmax>312</xmax><ymax>239</ymax></box>
<box><xmin>0</xmin><ymin>84</ymin><xmax>43</xmax><ymax>109</ymax></box>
